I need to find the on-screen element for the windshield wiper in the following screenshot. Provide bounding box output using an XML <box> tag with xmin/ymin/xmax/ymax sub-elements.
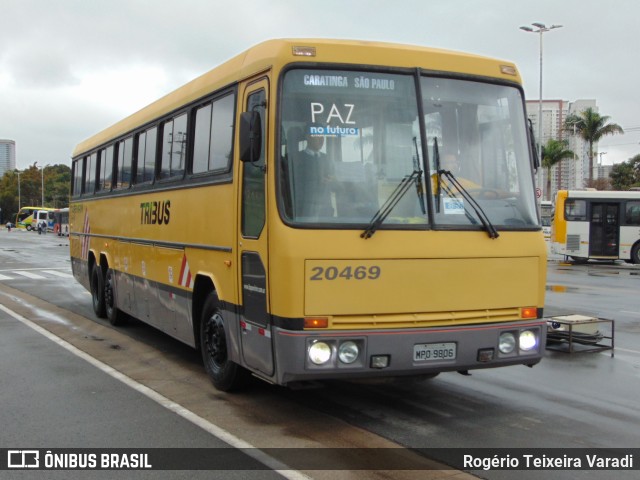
<box><xmin>438</xmin><ymin>169</ymin><xmax>500</xmax><ymax>239</ymax></box>
<box><xmin>433</xmin><ymin>138</ymin><xmax>442</xmax><ymax>213</ymax></box>
<box><xmin>361</xmin><ymin>170</ymin><xmax>422</xmax><ymax>239</ymax></box>
<box><xmin>413</xmin><ymin>137</ymin><xmax>426</xmax><ymax>214</ymax></box>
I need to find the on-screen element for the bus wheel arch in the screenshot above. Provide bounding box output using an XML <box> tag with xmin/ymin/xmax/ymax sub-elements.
<box><xmin>192</xmin><ymin>275</ymin><xmax>216</xmax><ymax>350</ymax></box>
<box><xmin>199</xmin><ymin>288</ymin><xmax>249</xmax><ymax>392</ymax></box>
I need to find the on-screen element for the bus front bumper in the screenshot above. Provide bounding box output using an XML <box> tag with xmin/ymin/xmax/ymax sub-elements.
<box><xmin>272</xmin><ymin>320</ymin><xmax>546</xmax><ymax>385</ymax></box>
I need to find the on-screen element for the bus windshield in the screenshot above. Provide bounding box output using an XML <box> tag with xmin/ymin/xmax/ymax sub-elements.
<box><xmin>279</xmin><ymin>69</ymin><xmax>538</xmax><ymax>230</ymax></box>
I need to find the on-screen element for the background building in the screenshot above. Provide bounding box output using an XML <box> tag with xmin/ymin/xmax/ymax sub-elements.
<box><xmin>525</xmin><ymin>99</ymin><xmax>599</xmax><ymax>200</ymax></box>
<box><xmin>0</xmin><ymin>139</ymin><xmax>16</xmax><ymax>177</ymax></box>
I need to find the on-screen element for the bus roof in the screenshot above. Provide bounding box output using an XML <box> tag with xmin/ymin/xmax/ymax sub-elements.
<box><xmin>559</xmin><ymin>190</ymin><xmax>640</xmax><ymax>200</ymax></box>
<box><xmin>18</xmin><ymin>206</ymin><xmax>56</xmax><ymax>211</ymax></box>
<box><xmin>73</xmin><ymin>38</ymin><xmax>521</xmax><ymax>158</ymax></box>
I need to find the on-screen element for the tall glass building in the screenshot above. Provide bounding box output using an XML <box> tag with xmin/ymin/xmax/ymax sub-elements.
<box><xmin>0</xmin><ymin>139</ymin><xmax>16</xmax><ymax>177</ymax></box>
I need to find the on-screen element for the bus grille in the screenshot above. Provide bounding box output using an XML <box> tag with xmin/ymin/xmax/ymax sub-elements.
<box><xmin>566</xmin><ymin>234</ymin><xmax>581</xmax><ymax>252</ymax></box>
<box><xmin>328</xmin><ymin>307</ymin><xmax>523</xmax><ymax>330</ymax></box>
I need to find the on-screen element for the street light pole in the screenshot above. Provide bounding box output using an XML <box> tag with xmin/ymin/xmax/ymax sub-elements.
<box><xmin>41</xmin><ymin>166</ymin><xmax>45</xmax><ymax>206</ymax></box>
<box><xmin>520</xmin><ymin>23</ymin><xmax>563</xmax><ymax>169</ymax></box>
<box><xmin>40</xmin><ymin>164</ymin><xmax>51</xmax><ymax>206</ymax></box>
<box><xmin>15</xmin><ymin>170</ymin><xmax>21</xmax><ymax>210</ymax></box>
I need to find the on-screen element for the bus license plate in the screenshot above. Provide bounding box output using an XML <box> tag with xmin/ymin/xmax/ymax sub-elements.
<box><xmin>413</xmin><ymin>342</ymin><xmax>456</xmax><ymax>361</ymax></box>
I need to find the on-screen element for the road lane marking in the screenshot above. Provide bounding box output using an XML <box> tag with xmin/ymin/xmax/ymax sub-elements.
<box><xmin>614</xmin><ymin>346</ymin><xmax>640</xmax><ymax>355</ymax></box>
<box><xmin>42</xmin><ymin>270</ymin><xmax>74</xmax><ymax>278</ymax></box>
<box><xmin>13</xmin><ymin>271</ymin><xmax>46</xmax><ymax>279</ymax></box>
<box><xmin>0</xmin><ymin>302</ymin><xmax>309</xmax><ymax>480</ymax></box>
<box><xmin>0</xmin><ymin>274</ymin><xmax>12</xmax><ymax>280</ymax></box>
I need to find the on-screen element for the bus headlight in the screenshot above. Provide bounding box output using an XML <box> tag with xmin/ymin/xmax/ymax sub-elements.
<box><xmin>338</xmin><ymin>341</ymin><xmax>359</xmax><ymax>364</ymax></box>
<box><xmin>499</xmin><ymin>332</ymin><xmax>516</xmax><ymax>354</ymax></box>
<box><xmin>519</xmin><ymin>330</ymin><xmax>538</xmax><ymax>352</ymax></box>
<box><xmin>309</xmin><ymin>341</ymin><xmax>332</xmax><ymax>365</ymax></box>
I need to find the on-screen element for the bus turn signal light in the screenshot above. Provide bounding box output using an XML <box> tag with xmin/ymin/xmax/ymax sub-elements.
<box><xmin>520</xmin><ymin>307</ymin><xmax>538</xmax><ymax>319</ymax></box>
<box><xmin>304</xmin><ymin>317</ymin><xmax>328</xmax><ymax>329</ymax></box>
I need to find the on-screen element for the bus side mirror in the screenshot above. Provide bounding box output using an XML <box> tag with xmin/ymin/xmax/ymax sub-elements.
<box><xmin>239</xmin><ymin>111</ymin><xmax>262</xmax><ymax>163</ymax></box>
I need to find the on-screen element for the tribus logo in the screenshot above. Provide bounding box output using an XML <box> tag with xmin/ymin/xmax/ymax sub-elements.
<box><xmin>8</xmin><ymin>450</ymin><xmax>39</xmax><ymax>468</ymax></box>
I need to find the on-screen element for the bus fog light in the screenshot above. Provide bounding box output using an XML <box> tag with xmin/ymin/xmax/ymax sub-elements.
<box><xmin>370</xmin><ymin>355</ymin><xmax>390</xmax><ymax>369</ymax></box>
<box><xmin>519</xmin><ymin>330</ymin><xmax>538</xmax><ymax>351</ymax></box>
<box><xmin>338</xmin><ymin>341</ymin><xmax>359</xmax><ymax>364</ymax></box>
<box><xmin>499</xmin><ymin>332</ymin><xmax>516</xmax><ymax>354</ymax></box>
<box><xmin>309</xmin><ymin>341</ymin><xmax>332</xmax><ymax>365</ymax></box>
<box><xmin>477</xmin><ymin>348</ymin><xmax>494</xmax><ymax>362</ymax></box>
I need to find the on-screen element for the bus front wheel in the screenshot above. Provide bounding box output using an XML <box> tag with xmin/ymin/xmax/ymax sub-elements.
<box><xmin>200</xmin><ymin>292</ymin><xmax>249</xmax><ymax>392</ymax></box>
<box><xmin>90</xmin><ymin>264</ymin><xmax>106</xmax><ymax>318</ymax></box>
<box><xmin>631</xmin><ymin>244</ymin><xmax>640</xmax><ymax>264</ymax></box>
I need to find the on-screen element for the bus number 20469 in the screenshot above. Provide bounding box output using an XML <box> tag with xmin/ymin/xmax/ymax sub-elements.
<box><xmin>309</xmin><ymin>265</ymin><xmax>381</xmax><ymax>281</ymax></box>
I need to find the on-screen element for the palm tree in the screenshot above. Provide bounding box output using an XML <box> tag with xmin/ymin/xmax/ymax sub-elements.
<box><xmin>564</xmin><ymin>107</ymin><xmax>624</xmax><ymax>184</ymax></box>
<box><xmin>541</xmin><ymin>139</ymin><xmax>574</xmax><ymax>200</ymax></box>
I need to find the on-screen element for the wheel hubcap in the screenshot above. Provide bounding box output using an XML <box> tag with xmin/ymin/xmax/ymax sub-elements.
<box><xmin>205</xmin><ymin>314</ymin><xmax>226</xmax><ymax>367</ymax></box>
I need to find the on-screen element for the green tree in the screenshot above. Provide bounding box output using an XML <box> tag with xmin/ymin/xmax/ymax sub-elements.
<box><xmin>610</xmin><ymin>154</ymin><xmax>640</xmax><ymax>190</ymax></box>
<box><xmin>0</xmin><ymin>163</ymin><xmax>71</xmax><ymax>223</ymax></box>
<box><xmin>564</xmin><ymin>107</ymin><xmax>624</xmax><ymax>184</ymax></box>
<box><xmin>0</xmin><ymin>171</ymin><xmax>20</xmax><ymax>224</ymax></box>
<box><xmin>541</xmin><ymin>139</ymin><xmax>574</xmax><ymax>200</ymax></box>
<box><xmin>44</xmin><ymin>164</ymin><xmax>71</xmax><ymax>208</ymax></box>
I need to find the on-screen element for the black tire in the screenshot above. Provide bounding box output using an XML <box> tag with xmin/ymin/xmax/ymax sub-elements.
<box><xmin>105</xmin><ymin>268</ymin><xmax>125</xmax><ymax>326</ymax></box>
<box><xmin>90</xmin><ymin>264</ymin><xmax>106</xmax><ymax>318</ymax></box>
<box><xmin>200</xmin><ymin>292</ymin><xmax>249</xmax><ymax>392</ymax></box>
<box><xmin>631</xmin><ymin>244</ymin><xmax>640</xmax><ymax>265</ymax></box>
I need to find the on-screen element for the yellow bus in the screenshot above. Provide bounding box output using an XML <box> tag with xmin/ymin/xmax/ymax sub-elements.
<box><xmin>551</xmin><ymin>189</ymin><xmax>640</xmax><ymax>263</ymax></box>
<box><xmin>70</xmin><ymin>39</ymin><xmax>547</xmax><ymax>391</ymax></box>
<box><xmin>16</xmin><ymin>206</ymin><xmax>56</xmax><ymax>231</ymax></box>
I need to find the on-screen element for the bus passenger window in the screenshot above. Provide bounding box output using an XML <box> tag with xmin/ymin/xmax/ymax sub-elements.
<box><xmin>193</xmin><ymin>94</ymin><xmax>235</xmax><ymax>174</ymax></box>
<box><xmin>98</xmin><ymin>145</ymin><xmax>114</xmax><ymax>191</ymax></box>
<box><xmin>116</xmin><ymin>137</ymin><xmax>133</xmax><ymax>189</ymax></box>
<box><xmin>160</xmin><ymin>114</ymin><xmax>187</xmax><ymax>179</ymax></box>
<box><xmin>626</xmin><ymin>201</ymin><xmax>640</xmax><ymax>225</ymax></box>
<box><xmin>135</xmin><ymin>128</ymin><xmax>156</xmax><ymax>183</ymax></box>
<box><xmin>72</xmin><ymin>159</ymin><xmax>83</xmax><ymax>195</ymax></box>
<box><xmin>85</xmin><ymin>152</ymin><xmax>97</xmax><ymax>194</ymax></box>
<box><xmin>565</xmin><ymin>199</ymin><xmax>586</xmax><ymax>221</ymax></box>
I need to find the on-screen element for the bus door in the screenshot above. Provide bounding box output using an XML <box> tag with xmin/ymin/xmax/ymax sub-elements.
<box><xmin>589</xmin><ymin>202</ymin><xmax>619</xmax><ymax>257</ymax></box>
<box><xmin>237</xmin><ymin>78</ymin><xmax>274</xmax><ymax>377</ymax></box>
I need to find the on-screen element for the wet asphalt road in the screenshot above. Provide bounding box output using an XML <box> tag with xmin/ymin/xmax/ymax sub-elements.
<box><xmin>1</xmin><ymin>229</ymin><xmax>639</xmax><ymax>480</ymax></box>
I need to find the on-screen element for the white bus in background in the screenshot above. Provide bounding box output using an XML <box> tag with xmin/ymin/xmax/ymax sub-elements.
<box><xmin>551</xmin><ymin>190</ymin><xmax>640</xmax><ymax>263</ymax></box>
<box><xmin>54</xmin><ymin>208</ymin><xmax>69</xmax><ymax>236</ymax></box>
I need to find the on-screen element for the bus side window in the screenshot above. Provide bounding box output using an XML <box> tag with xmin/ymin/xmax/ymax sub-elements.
<box><xmin>565</xmin><ymin>199</ymin><xmax>586</xmax><ymax>221</ymax></box>
<box><xmin>160</xmin><ymin>114</ymin><xmax>187</xmax><ymax>180</ymax></box>
<box><xmin>626</xmin><ymin>201</ymin><xmax>640</xmax><ymax>225</ymax></box>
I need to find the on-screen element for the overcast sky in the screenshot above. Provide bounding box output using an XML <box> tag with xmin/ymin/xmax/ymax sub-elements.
<box><xmin>1</xmin><ymin>0</ymin><xmax>638</xmax><ymax>169</ymax></box>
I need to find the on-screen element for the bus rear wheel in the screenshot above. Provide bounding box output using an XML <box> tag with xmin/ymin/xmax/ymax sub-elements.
<box><xmin>90</xmin><ymin>264</ymin><xmax>106</xmax><ymax>318</ymax></box>
<box><xmin>105</xmin><ymin>268</ymin><xmax>125</xmax><ymax>326</ymax></box>
<box><xmin>631</xmin><ymin>244</ymin><xmax>640</xmax><ymax>265</ymax></box>
<box><xmin>200</xmin><ymin>292</ymin><xmax>249</xmax><ymax>392</ymax></box>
